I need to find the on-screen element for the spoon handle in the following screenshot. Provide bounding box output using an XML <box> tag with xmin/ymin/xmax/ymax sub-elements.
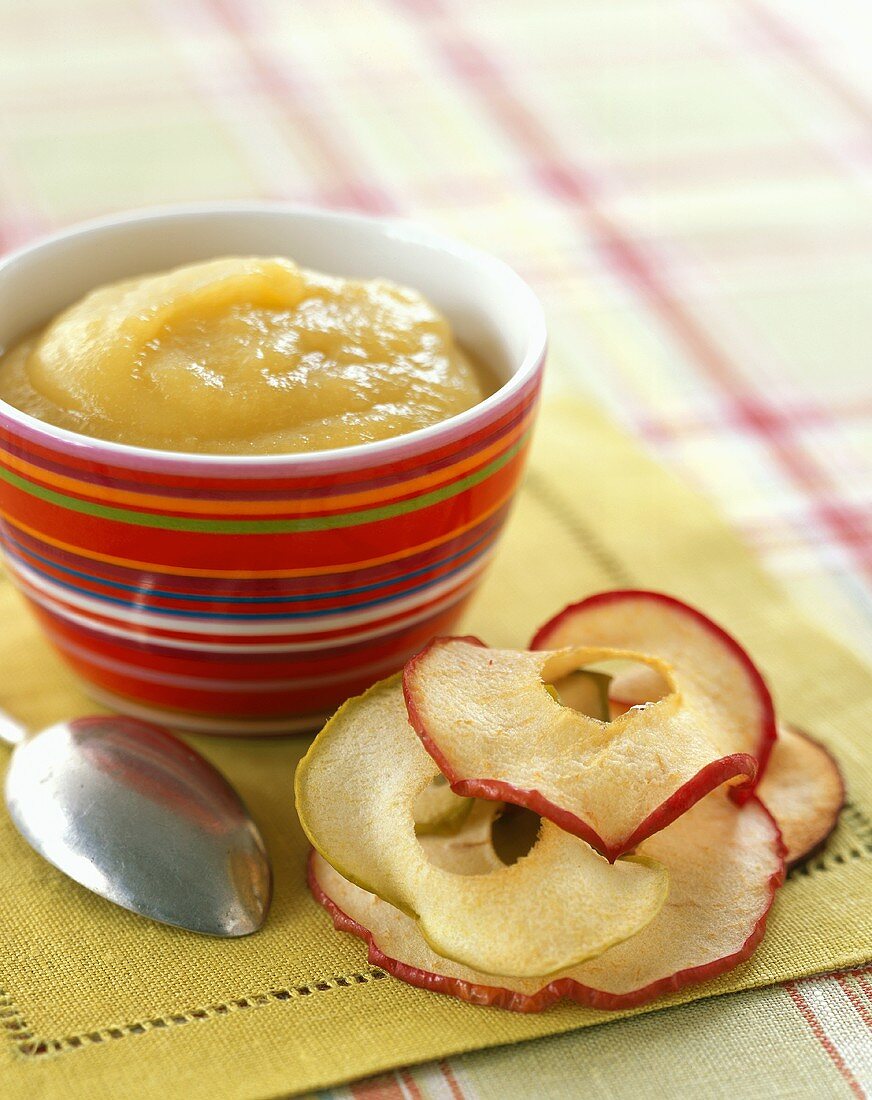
<box><xmin>0</xmin><ymin>712</ymin><xmax>27</xmax><ymax>747</ymax></box>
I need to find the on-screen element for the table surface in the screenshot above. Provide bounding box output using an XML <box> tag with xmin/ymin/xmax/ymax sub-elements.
<box><xmin>1</xmin><ymin>1</ymin><xmax>870</xmax><ymax>1096</ymax></box>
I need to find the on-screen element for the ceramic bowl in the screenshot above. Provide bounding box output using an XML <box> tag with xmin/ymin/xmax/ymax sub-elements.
<box><xmin>0</xmin><ymin>204</ymin><xmax>546</xmax><ymax>733</ymax></box>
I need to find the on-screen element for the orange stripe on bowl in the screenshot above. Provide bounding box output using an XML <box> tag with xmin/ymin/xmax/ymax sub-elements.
<box><xmin>0</xmin><ymin>408</ymin><xmax>532</xmax><ymax>518</ymax></box>
<box><xmin>4</xmin><ymin>481</ymin><xmax>518</xmax><ymax>579</ymax></box>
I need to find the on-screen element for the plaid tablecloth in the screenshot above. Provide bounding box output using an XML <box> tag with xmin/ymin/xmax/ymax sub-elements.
<box><xmin>1</xmin><ymin>0</ymin><xmax>870</xmax><ymax>1096</ymax></box>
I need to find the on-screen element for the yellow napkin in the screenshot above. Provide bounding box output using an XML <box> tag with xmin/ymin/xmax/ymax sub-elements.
<box><xmin>1</xmin><ymin>399</ymin><xmax>870</xmax><ymax>1099</ymax></box>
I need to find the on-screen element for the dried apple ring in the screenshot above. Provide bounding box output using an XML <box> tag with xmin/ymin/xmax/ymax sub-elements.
<box><xmin>309</xmin><ymin>791</ymin><xmax>784</xmax><ymax>1013</ymax></box>
<box><xmin>532</xmin><ymin>592</ymin><xmax>776</xmax><ymax>802</ymax></box>
<box><xmin>296</xmin><ymin>676</ymin><xmax>668</xmax><ymax>979</ymax></box>
<box><xmin>405</xmin><ymin>629</ymin><xmax>762</xmax><ymax>861</ymax></box>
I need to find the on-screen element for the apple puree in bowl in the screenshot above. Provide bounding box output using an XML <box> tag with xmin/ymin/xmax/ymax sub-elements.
<box><xmin>0</xmin><ymin>256</ymin><xmax>496</xmax><ymax>455</ymax></box>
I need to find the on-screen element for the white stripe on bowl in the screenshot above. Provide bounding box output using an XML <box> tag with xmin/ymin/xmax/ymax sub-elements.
<box><xmin>7</xmin><ymin>554</ymin><xmax>490</xmax><ymax>635</ymax></box>
<box><xmin>12</xmin><ymin>565</ymin><xmax>482</xmax><ymax>652</ymax></box>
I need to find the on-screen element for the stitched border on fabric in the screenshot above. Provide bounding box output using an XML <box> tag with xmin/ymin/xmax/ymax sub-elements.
<box><xmin>0</xmin><ymin>968</ymin><xmax>388</xmax><ymax>1060</ymax></box>
<box><xmin>4</xmin><ymin>802</ymin><xmax>870</xmax><ymax>1061</ymax></box>
<box><xmin>789</xmin><ymin>803</ymin><xmax>872</xmax><ymax>881</ymax></box>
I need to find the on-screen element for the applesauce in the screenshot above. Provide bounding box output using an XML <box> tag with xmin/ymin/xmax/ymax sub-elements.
<box><xmin>0</xmin><ymin>256</ymin><xmax>497</xmax><ymax>455</ymax></box>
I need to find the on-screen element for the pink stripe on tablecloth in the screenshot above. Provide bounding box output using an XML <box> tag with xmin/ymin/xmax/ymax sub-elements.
<box><xmin>439</xmin><ymin>1060</ymin><xmax>467</xmax><ymax>1099</ymax></box>
<box><xmin>350</xmin><ymin>1075</ymin><xmax>408</xmax><ymax>1100</ymax></box>
<box><xmin>392</xmin><ymin>0</ymin><xmax>872</xmax><ymax>584</ymax></box>
<box><xmin>205</xmin><ymin>0</ymin><xmax>398</xmax><ymax>214</ymax></box>
<box><xmin>785</xmin><ymin>981</ymin><xmax>867</xmax><ymax>1099</ymax></box>
<box><xmin>397</xmin><ymin>1068</ymin><xmax>425</xmax><ymax>1099</ymax></box>
<box><xmin>742</xmin><ymin>0</ymin><xmax>872</xmax><ymax>127</ymax></box>
<box><xmin>837</xmin><ymin>973</ymin><xmax>872</xmax><ymax>1032</ymax></box>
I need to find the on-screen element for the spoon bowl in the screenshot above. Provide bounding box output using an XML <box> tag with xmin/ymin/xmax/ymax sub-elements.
<box><xmin>3</xmin><ymin>714</ymin><xmax>272</xmax><ymax>937</ymax></box>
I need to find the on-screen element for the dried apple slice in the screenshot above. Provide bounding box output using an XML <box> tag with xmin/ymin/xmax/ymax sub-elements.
<box><xmin>532</xmin><ymin>592</ymin><xmax>775</xmax><ymax>792</ymax></box>
<box><xmin>295</xmin><ymin>676</ymin><xmax>668</xmax><ymax>978</ymax></box>
<box><xmin>757</xmin><ymin>725</ymin><xmax>844</xmax><ymax>867</ymax></box>
<box><xmin>309</xmin><ymin>792</ymin><xmax>784</xmax><ymax>1013</ymax></box>
<box><xmin>405</xmin><ymin>632</ymin><xmax>761</xmax><ymax>861</ymax></box>
<box><xmin>414</xmin><ymin>777</ymin><xmax>473</xmax><ymax>836</ymax></box>
<box><xmin>607</xmin><ymin>667</ymin><xmax>843</xmax><ymax>868</ymax></box>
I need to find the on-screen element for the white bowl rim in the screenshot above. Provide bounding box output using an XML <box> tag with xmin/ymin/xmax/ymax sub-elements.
<box><xmin>0</xmin><ymin>202</ymin><xmax>547</xmax><ymax>473</ymax></box>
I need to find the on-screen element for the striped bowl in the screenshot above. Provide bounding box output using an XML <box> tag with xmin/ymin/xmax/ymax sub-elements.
<box><xmin>0</xmin><ymin>206</ymin><xmax>545</xmax><ymax>734</ymax></box>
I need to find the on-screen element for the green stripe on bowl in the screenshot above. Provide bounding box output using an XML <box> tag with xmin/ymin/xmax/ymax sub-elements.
<box><xmin>0</xmin><ymin>432</ymin><xmax>529</xmax><ymax>534</ymax></box>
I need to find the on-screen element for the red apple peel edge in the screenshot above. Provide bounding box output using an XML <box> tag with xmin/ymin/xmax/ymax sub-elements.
<box><xmin>440</xmin><ymin>754</ymin><xmax>758</xmax><ymax>865</ymax></box>
<box><xmin>773</xmin><ymin>724</ymin><xmax>846</xmax><ymax>869</ymax></box>
<box><xmin>307</xmin><ymin>797</ymin><xmax>786</xmax><ymax>1014</ymax></box>
<box><xmin>403</xmin><ymin>616</ymin><xmax>761</xmax><ymax>862</ymax></box>
<box><xmin>531</xmin><ymin>589</ymin><xmax>778</xmax><ymax>806</ymax></box>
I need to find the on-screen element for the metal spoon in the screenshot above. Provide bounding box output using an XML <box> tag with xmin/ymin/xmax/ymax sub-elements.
<box><xmin>1</xmin><ymin>710</ymin><xmax>272</xmax><ymax>936</ymax></box>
